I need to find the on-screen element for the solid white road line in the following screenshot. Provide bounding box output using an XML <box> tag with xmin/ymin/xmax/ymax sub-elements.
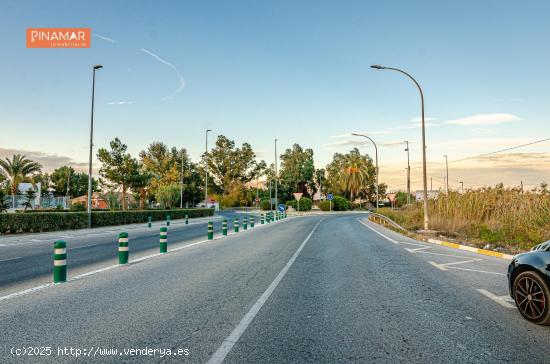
<box><xmin>476</xmin><ymin>288</ymin><xmax>515</xmax><ymax>308</ymax></box>
<box><xmin>357</xmin><ymin>219</ymin><xmax>399</xmax><ymax>244</ymax></box>
<box><xmin>207</xmin><ymin>218</ymin><xmax>325</xmax><ymax>364</ymax></box>
<box><xmin>0</xmin><ymin>257</ymin><xmax>23</xmax><ymax>263</ymax></box>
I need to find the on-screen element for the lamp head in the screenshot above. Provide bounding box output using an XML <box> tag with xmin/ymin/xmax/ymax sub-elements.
<box><xmin>93</xmin><ymin>65</ymin><xmax>103</xmax><ymax>70</ymax></box>
<box><xmin>370</xmin><ymin>64</ymin><xmax>384</xmax><ymax>70</ymax></box>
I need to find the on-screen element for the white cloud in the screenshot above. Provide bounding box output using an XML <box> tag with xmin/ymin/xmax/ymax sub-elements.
<box><xmin>445</xmin><ymin>113</ymin><xmax>521</xmax><ymax>126</ymax></box>
<box><xmin>140</xmin><ymin>48</ymin><xmax>186</xmax><ymax>100</ymax></box>
<box><xmin>94</xmin><ymin>34</ymin><xmax>116</xmax><ymax>43</ymax></box>
<box><xmin>106</xmin><ymin>101</ymin><xmax>135</xmax><ymax>105</ymax></box>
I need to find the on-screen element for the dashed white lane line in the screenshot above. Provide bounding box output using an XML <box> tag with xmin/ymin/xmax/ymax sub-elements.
<box><xmin>207</xmin><ymin>218</ymin><xmax>325</xmax><ymax>364</ymax></box>
<box><xmin>476</xmin><ymin>289</ymin><xmax>515</xmax><ymax>308</ymax></box>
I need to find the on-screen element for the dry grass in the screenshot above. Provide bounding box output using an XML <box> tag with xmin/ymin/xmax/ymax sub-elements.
<box><xmin>378</xmin><ymin>185</ymin><xmax>550</xmax><ymax>253</ymax></box>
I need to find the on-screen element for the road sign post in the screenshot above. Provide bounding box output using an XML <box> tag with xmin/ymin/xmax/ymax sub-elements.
<box><xmin>293</xmin><ymin>192</ymin><xmax>303</xmax><ymax>212</ymax></box>
<box><xmin>160</xmin><ymin>227</ymin><xmax>168</xmax><ymax>253</ymax></box>
<box><xmin>118</xmin><ymin>232</ymin><xmax>129</xmax><ymax>264</ymax></box>
<box><xmin>327</xmin><ymin>193</ymin><xmax>333</xmax><ymax>212</ymax></box>
<box><xmin>53</xmin><ymin>240</ymin><xmax>67</xmax><ymax>283</ymax></box>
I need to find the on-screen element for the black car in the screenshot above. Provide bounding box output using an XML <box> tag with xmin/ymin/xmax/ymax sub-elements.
<box><xmin>508</xmin><ymin>241</ymin><xmax>550</xmax><ymax>325</ymax></box>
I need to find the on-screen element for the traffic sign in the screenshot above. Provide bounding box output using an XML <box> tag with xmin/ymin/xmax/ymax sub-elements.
<box><xmin>278</xmin><ymin>204</ymin><xmax>285</xmax><ymax>212</ymax></box>
<box><xmin>327</xmin><ymin>193</ymin><xmax>333</xmax><ymax>201</ymax></box>
<box><xmin>293</xmin><ymin>192</ymin><xmax>303</xmax><ymax>201</ymax></box>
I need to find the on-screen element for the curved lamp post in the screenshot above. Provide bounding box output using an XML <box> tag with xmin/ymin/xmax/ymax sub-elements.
<box><xmin>351</xmin><ymin>133</ymin><xmax>378</xmax><ymax>212</ymax></box>
<box><xmin>205</xmin><ymin>129</ymin><xmax>212</xmax><ymax>208</ymax></box>
<box><xmin>371</xmin><ymin>65</ymin><xmax>429</xmax><ymax>230</ymax></box>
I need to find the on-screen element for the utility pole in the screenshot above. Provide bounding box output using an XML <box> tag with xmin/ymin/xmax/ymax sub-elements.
<box><xmin>205</xmin><ymin>129</ymin><xmax>212</xmax><ymax>208</ymax></box>
<box><xmin>274</xmin><ymin>139</ymin><xmax>278</xmax><ymax>211</ymax></box>
<box><xmin>430</xmin><ymin>177</ymin><xmax>432</xmax><ymax>191</ymax></box>
<box><xmin>87</xmin><ymin>64</ymin><xmax>102</xmax><ymax>229</ymax></box>
<box><xmin>444</xmin><ymin>155</ymin><xmax>449</xmax><ymax>194</ymax></box>
<box><xmin>180</xmin><ymin>149</ymin><xmax>184</xmax><ymax>208</ymax></box>
<box><xmin>404</xmin><ymin>141</ymin><xmax>410</xmax><ymax>204</ymax></box>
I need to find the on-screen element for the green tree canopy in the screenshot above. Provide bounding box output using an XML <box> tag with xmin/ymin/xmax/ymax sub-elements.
<box><xmin>97</xmin><ymin>138</ymin><xmax>143</xmax><ymax>210</ymax></box>
<box><xmin>279</xmin><ymin>144</ymin><xmax>315</xmax><ymax>198</ymax></box>
<box><xmin>204</xmin><ymin>135</ymin><xmax>257</xmax><ymax>196</ymax></box>
<box><xmin>50</xmin><ymin>166</ymin><xmax>98</xmax><ymax>197</ymax></box>
<box><xmin>0</xmin><ymin>154</ymin><xmax>42</xmax><ymax>194</ymax></box>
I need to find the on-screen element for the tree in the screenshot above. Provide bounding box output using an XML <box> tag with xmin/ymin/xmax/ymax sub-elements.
<box><xmin>140</xmin><ymin>142</ymin><xmax>201</xmax><ymax>207</ymax></box>
<box><xmin>33</xmin><ymin>173</ymin><xmax>51</xmax><ymax>196</ymax></box>
<box><xmin>314</xmin><ymin>168</ymin><xmax>326</xmax><ymax>198</ymax></box>
<box><xmin>22</xmin><ymin>188</ymin><xmax>36</xmax><ymax>211</ymax></box>
<box><xmin>156</xmin><ymin>183</ymin><xmax>181</xmax><ymax>209</ymax></box>
<box><xmin>279</xmin><ymin>144</ymin><xmax>315</xmax><ymax>198</ymax></box>
<box><xmin>0</xmin><ymin>189</ymin><xmax>8</xmax><ymax>212</ymax></box>
<box><xmin>339</xmin><ymin>151</ymin><xmax>370</xmax><ymax>202</ymax></box>
<box><xmin>97</xmin><ymin>138</ymin><xmax>142</xmax><ymax>210</ymax></box>
<box><xmin>204</xmin><ymin>135</ymin><xmax>257</xmax><ymax>196</ymax></box>
<box><xmin>50</xmin><ymin>166</ymin><xmax>98</xmax><ymax>197</ymax></box>
<box><xmin>0</xmin><ymin>154</ymin><xmax>42</xmax><ymax>194</ymax></box>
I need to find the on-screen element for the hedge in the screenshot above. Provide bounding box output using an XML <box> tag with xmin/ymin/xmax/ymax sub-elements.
<box><xmin>287</xmin><ymin>197</ymin><xmax>312</xmax><ymax>211</ymax></box>
<box><xmin>260</xmin><ymin>199</ymin><xmax>272</xmax><ymax>211</ymax></box>
<box><xmin>0</xmin><ymin>208</ymin><xmax>214</xmax><ymax>234</ymax></box>
<box><xmin>319</xmin><ymin>196</ymin><xmax>350</xmax><ymax>211</ymax></box>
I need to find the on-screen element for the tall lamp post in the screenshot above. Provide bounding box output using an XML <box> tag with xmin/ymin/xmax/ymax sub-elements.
<box><xmin>180</xmin><ymin>149</ymin><xmax>184</xmax><ymax>208</ymax></box>
<box><xmin>274</xmin><ymin>139</ymin><xmax>278</xmax><ymax>211</ymax></box>
<box><xmin>371</xmin><ymin>64</ymin><xmax>429</xmax><ymax>230</ymax></box>
<box><xmin>204</xmin><ymin>129</ymin><xmax>212</xmax><ymax>208</ymax></box>
<box><xmin>351</xmin><ymin>133</ymin><xmax>378</xmax><ymax>212</ymax></box>
<box><xmin>87</xmin><ymin>64</ymin><xmax>102</xmax><ymax>229</ymax></box>
<box><xmin>404</xmin><ymin>140</ymin><xmax>411</xmax><ymax>204</ymax></box>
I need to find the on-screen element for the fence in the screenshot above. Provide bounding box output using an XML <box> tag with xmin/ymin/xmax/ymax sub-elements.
<box><xmin>3</xmin><ymin>195</ymin><xmax>69</xmax><ymax>210</ymax></box>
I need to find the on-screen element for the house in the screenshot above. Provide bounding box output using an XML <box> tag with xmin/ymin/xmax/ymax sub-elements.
<box><xmin>71</xmin><ymin>193</ymin><xmax>109</xmax><ymax>209</ymax></box>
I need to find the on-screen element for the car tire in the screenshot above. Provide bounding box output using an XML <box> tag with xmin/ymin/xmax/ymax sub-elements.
<box><xmin>513</xmin><ymin>271</ymin><xmax>550</xmax><ymax>325</ymax></box>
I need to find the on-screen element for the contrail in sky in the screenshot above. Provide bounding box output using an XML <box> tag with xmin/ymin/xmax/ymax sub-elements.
<box><xmin>140</xmin><ymin>48</ymin><xmax>186</xmax><ymax>100</ymax></box>
<box><xmin>94</xmin><ymin>34</ymin><xmax>116</xmax><ymax>43</ymax></box>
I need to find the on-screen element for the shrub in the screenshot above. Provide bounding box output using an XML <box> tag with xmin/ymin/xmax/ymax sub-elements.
<box><xmin>70</xmin><ymin>203</ymin><xmax>86</xmax><ymax>212</ymax></box>
<box><xmin>260</xmin><ymin>199</ymin><xmax>271</xmax><ymax>211</ymax></box>
<box><xmin>320</xmin><ymin>196</ymin><xmax>350</xmax><ymax>211</ymax></box>
<box><xmin>287</xmin><ymin>197</ymin><xmax>312</xmax><ymax>211</ymax></box>
<box><xmin>156</xmin><ymin>184</ymin><xmax>181</xmax><ymax>209</ymax></box>
<box><xmin>0</xmin><ymin>208</ymin><xmax>214</xmax><ymax>234</ymax></box>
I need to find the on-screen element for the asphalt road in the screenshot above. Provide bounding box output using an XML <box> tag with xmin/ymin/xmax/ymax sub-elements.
<box><xmin>1</xmin><ymin>213</ymin><xmax>549</xmax><ymax>363</ymax></box>
<box><xmin>0</xmin><ymin>211</ymin><xmax>258</xmax><ymax>296</ymax></box>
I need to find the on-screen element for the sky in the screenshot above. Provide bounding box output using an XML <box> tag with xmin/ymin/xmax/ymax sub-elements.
<box><xmin>1</xmin><ymin>0</ymin><xmax>549</xmax><ymax>191</ymax></box>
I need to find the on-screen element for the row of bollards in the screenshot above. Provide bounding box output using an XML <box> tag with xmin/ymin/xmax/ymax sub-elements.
<box><xmin>53</xmin><ymin>212</ymin><xmax>288</xmax><ymax>283</ymax></box>
<box><xmin>147</xmin><ymin>214</ymin><xmax>190</xmax><ymax>228</ymax></box>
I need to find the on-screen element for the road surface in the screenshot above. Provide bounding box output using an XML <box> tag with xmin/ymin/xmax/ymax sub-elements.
<box><xmin>1</xmin><ymin>213</ymin><xmax>549</xmax><ymax>363</ymax></box>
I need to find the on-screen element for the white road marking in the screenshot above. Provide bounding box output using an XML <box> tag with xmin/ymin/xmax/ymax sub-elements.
<box><xmin>207</xmin><ymin>218</ymin><xmax>325</xmax><ymax>364</ymax></box>
<box><xmin>443</xmin><ymin>266</ymin><xmax>506</xmax><ymax>276</ymax></box>
<box><xmin>357</xmin><ymin>219</ymin><xmax>399</xmax><ymax>244</ymax></box>
<box><xmin>428</xmin><ymin>259</ymin><xmax>478</xmax><ymax>271</ymax></box>
<box><xmin>405</xmin><ymin>246</ymin><xmax>432</xmax><ymax>253</ymax></box>
<box><xmin>399</xmin><ymin>241</ymin><xmax>427</xmax><ymax>247</ymax></box>
<box><xmin>0</xmin><ymin>257</ymin><xmax>23</xmax><ymax>263</ymax></box>
<box><xmin>476</xmin><ymin>289</ymin><xmax>515</xmax><ymax>308</ymax></box>
<box><xmin>413</xmin><ymin>250</ymin><xmax>483</xmax><ymax>260</ymax></box>
<box><xmin>0</xmin><ymin>283</ymin><xmax>53</xmax><ymax>302</ymax></box>
<box><xmin>70</xmin><ymin>244</ymin><xmax>101</xmax><ymax>250</ymax></box>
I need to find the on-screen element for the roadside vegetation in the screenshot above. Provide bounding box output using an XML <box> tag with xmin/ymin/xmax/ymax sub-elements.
<box><xmin>377</xmin><ymin>184</ymin><xmax>550</xmax><ymax>252</ymax></box>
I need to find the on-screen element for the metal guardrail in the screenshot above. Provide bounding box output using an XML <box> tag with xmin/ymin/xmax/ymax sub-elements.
<box><xmin>368</xmin><ymin>212</ymin><xmax>407</xmax><ymax>232</ymax></box>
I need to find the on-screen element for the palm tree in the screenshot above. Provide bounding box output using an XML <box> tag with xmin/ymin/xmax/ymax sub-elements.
<box><xmin>339</xmin><ymin>152</ymin><xmax>369</xmax><ymax>202</ymax></box>
<box><xmin>0</xmin><ymin>154</ymin><xmax>42</xmax><ymax>195</ymax></box>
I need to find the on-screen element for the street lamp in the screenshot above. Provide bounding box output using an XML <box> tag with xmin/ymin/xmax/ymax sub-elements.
<box><xmin>87</xmin><ymin>64</ymin><xmax>102</xmax><ymax>229</ymax></box>
<box><xmin>274</xmin><ymin>138</ymin><xmax>278</xmax><ymax>211</ymax></box>
<box><xmin>371</xmin><ymin>64</ymin><xmax>429</xmax><ymax>230</ymax></box>
<box><xmin>404</xmin><ymin>141</ymin><xmax>410</xmax><ymax>204</ymax></box>
<box><xmin>205</xmin><ymin>129</ymin><xmax>212</xmax><ymax>208</ymax></box>
<box><xmin>351</xmin><ymin>133</ymin><xmax>378</xmax><ymax>212</ymax></box>
<box><xmin>180</xmin><ymin>149</ymin><xmax>184</xmax><ymax>208</ymax></box>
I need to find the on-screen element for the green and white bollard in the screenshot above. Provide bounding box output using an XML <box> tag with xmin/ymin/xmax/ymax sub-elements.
<box><xmin>234</xmin><ymin>218</ymin><xmax>239</xmax><ymax>233</ymax></box>
<box><xmin>185</xmin><ymin>214</ymin><xmax>189</xmax><ymax>224</ymax></box>
<box><xmin>160</xmin><ymin>227</ymin><xmax>168</xmax><ymax>253</ymax></box>
<box><xmin>243</xmin><ymin>216</ymin><xmax>248</xmax><ymax>230</ymax></box>
<box><xmin>222</xmin><ymin>219</ymin><xmax>228</xmax><ymax>236</ymax></box>
<box><xmin>118</xmin><ymin>232</ymin><xmax>129</xmax><ymax>264</ymax></box>
<box><xmin>261</xmin><ymin>213</ymin><xmax>265</xmax><ymax>224</ymax></box>
<box><xmin>53</xmin><ymin>240</ymin><xmax>67</xmax><ymax>284</ymax></box>
<box><xmin>166</xmin><ymin>214</ymin><xmax>171</xmax><ymax>226</ymax></box>
<box><xmin>208</xmin><ymin>221</ymin><xmax>214</xmax><ymax>240</ymax></box>
<box><xmin>148</xmin><ymin>216</ymin><xmax>152</xmax><ymax>228</ymax></box>
<box><xmin>267</xmin><ymin>213</ymin><xmax>271</xmax><ymax>223</ymax></box>
<box><xmin>250</xmin><ymin>216</ymin><xmax>255</xmax><ymax>228</ymax></box>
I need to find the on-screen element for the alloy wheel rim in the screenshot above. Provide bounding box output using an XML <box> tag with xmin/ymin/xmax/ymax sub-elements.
<box><xmin>515</xmin><ymin>277</ymin><xmax>546</xmax><ymax>320</ymax></box>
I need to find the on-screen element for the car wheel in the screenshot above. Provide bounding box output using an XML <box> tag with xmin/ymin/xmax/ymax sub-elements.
<box><xmin>513</xmin><ymin>271</ymin><xmax>550</xmax><ymax>325</ymax></box>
